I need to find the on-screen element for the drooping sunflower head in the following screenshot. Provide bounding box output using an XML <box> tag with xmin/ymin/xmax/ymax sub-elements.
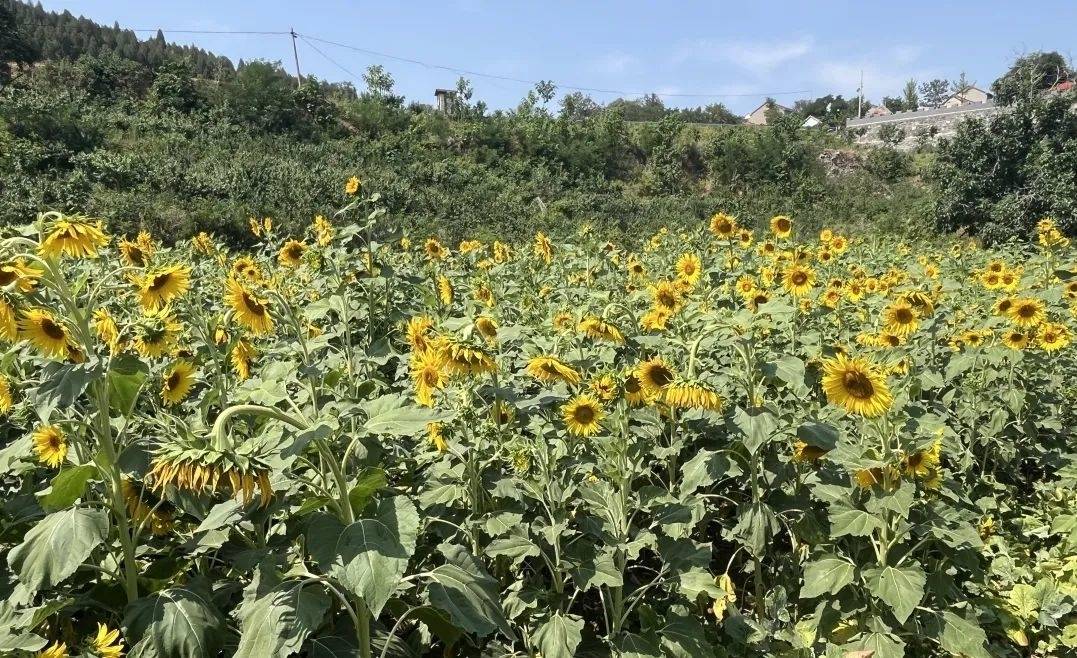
<box><xmin>18</xmin><ymin>308</ymin><xmax>71</xmax><ymax>359</ymax></box>
<box><xmin>119</xmin><ymin>236</ymin><xmax>153</xmax><ymax>267</ymax></box>
<box><xmin>476</xmin><ymin>316</ymin><xmax>499</xmax><ymax>342</ymax></box>
<box><xmin>93</xmin><ymin>308</ymin><xmax>122</xmax><ymax>354</ymax></box>
<box><xmin>345</xmin><ymin>175</ymin><xmax>362</xmax><ymax>195</ymax></box>
<box><xmin>32</xmin><ymin>424</ymin><xmax>67</xmax><ymax>467</ymax></box>
<box><xmin>635</xmin><ymin>357</ymin><xmax>676</xmax><ymax>394</ymax></box>
<box><xmin>439</xmin><ymin>337</ymin><xmax>497</xmax><ymax>377</ymax></box>
<box><xmin>161</xmin><ymin>360</ymin><xmax>197</xmax><ymax>406</ymax></box>
<box><xmin>533</xmin><ymin>232</ymin><xmax>553</xmax><ymax>264</ymax></box>
<box><xmin>437</xmin><ymin>275</ymin><xmax>454</xmax><ymax>306</ymax></box>
<box><xmin>902</xmin><ymin>440</ymin><xmax>942</xmax><ymax>481</ymax></box>
<box><xmin>662</xmin><ymin>380</ymin><xmax>723</xmax><ymax>411</ymax></box>
<box><xmin>39</xmin><ymin>215</ymin><xmax>109</xmax><ymax>259</ymax></box>
<box><xmin>769</xmin><ymin>215</ymin><xmax>793</xmax><ymax>239</ymax></box>
<box><xmin>900</xmin><ymin>290</ymin><xmax>936</xmax><ymax>317</ymax></box>
<box><xmin>588</xmin><ymin>373</ymin><xmax>618</xmax><ymax>402</ymax></box>
<box><xmin>882</xmin><ymin>300</ymin><xmax>920</xmax><ymax>336</ymax></box>
<box><xmin>149</xmin><ymin>435</ymin><xmax>274</xmax><ymax>508</ymax></box>
<box><xmin>226</xmin><ymin>278</ymin><xmax>274</xmax><ymax>336</ymax></box>
<box><xmin>0</xmin><ymin>375</ymin><xmax>12</xmax><ymax>415</ymax></box>
<box><xmin>821</xmin><ymin>354</ymin><xmax>893</xmax><ymax>417</ymax></box>
<box><xmin>139</xmin><ymin>265</ymin><xmax>191</xmax><ymax>311</ymax></box>
<box><xmin>781</xmin><ymin>264</ymin><xmax>816</xmax><ymax>297</ymax></box>
<box><xmin>526</xmin><ymin>355</ymin><xmax>581</xmax><ymax>386</ymax></box>
<box><xmin>578</xmin><ymin>316</ymin><xmax>625</xmax><ymax>344</ymax></box>
<box><xmin>231</xmin><ymin>339</ymin><xmax>256</xmax><ymax>380</ymax></box>
<box><xmin>562</xmin><ymin>394</ymin><xmax>605</xmax><ymax>437</ymax></box>
<box><xmin>0</xmin><ymin>259</ymin><xmax>41</xmax><ymax>293</ymax></box>
<box><xmin>278</xmin><ymin>239</ymin><xmax>308</xmax><ymax>267</ymax></box>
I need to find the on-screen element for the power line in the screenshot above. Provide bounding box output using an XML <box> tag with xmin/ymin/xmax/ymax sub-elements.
<box><xmin>295</xmin><ymin>33</ymin><xmax>811</xmax><ymax>99</ymax></box>
<box><xmin>18</xmin><ymin>16</ymin><xmax>812</xmax><ymax>100</ymax></box>
<box><xmin>297</xmin><ymin>35</ymin><xmax>361</xmax><ymax>83</ymax></box>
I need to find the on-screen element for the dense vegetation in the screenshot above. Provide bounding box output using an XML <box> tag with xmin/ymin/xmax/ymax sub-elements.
<box><xmin>0</xmin><ymin>1</ymin><xmax>939</xmax><ymax>246</ymax></box>
<box><xmin>0</xmin><ymin>199</ymin><xmax>1075</xmax><ymax>658</ymax></box>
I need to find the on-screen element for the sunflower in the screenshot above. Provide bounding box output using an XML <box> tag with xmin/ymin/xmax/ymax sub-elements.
<box><xmin>781</xmin><ymin>264</ymin><xmax>816</xmax><ymax>297</ymax></box>
<box><xmin>119</xmin><ymin>236</ymin><xmax>153</xmax><ymax>267</ymax></box>
<box><xmin>474</xmin><ymin>285</ymin><xmax>494</xmax><ymax>307</ymax></box>
<box><xmin>406</xmin><ymin>315</ymin><xmax>435</xmax><ymax>352</ymax></box>
<box><xmin>875</xmin><ymin>331</ymin><xmax>904</xmax><ymax>348</ymax></box>
<box><xmin>1038</xmin><ymin>322</ymin><xmax>1071</xmax><ymax>352</ymax></box>
<box><xmin>578</xmin><ymin>316</ymin><xmax>624</xmax><ymax>343</ymax></box>
<box><xmin>792</xmin><ymin>440</ymin><xmax>828</xmax><ymax>463</ymax></box>
<box><xmin>312</xmin><ymin>215</ymin><xmax>335</xmax><ymax>246</ymax></box>
<box><xmin>93</xmin><ymin>309</ymin><xmax>122</xmax><ymax>354</ymax></box>
<box><xmin>410</xmin><ymin>348</ymin><xmax>447</xmax><ymax>406</ymax></box>
<box><xmin>882</xmin><ymin>300</ymin><xmax>920</xmax><ymax>336</ymax></box>
<box><xmin>278</xmin><ymin>239</ymin><xmax>307</xmax><ymax>267</ymax></box>
<box><xmin>149</xmin><ymin>448</ymin><xmax>273</xmax><ymax>507</ymax></box>
<box><xmin>424</xmin><ymin>239</ymin><xmax>447</xmax><ymax>261</ymax></box>
<box><xmin>0</xmin><ymin>375</ymin><xmax>12</xmax><ymax>415</ymax></box>
<box><xmin>651</xmin><ymin>280</ymin><xmax>684</xmax><ymax>313</ymax></box>
<box><xmin>635</xmin><ymin>357</ymin><xmax>676</xmax><ymax>395</ymax></box>
<box><xmin>534</xmin><ymin>232</ymin><xmax>553</xmax><ymax>264</ymax></box>
<box><xmin>122</xmin><ymin>479</ymin><xmax>174</xmax><ymax>536</ymax></box>
<box><xmin>526</xmin><ymin>355</ymin><xmax>581</xmax><ymax>385</ymax></box>
<box><xmin>709</xmin><ymin>212</ymin><xmax>737</xmax><ymax>239</ymax></box>
<box><xmin>475</xmin><ymin>316</ymin><xmax>498</xmax><ymax>342</ymax></box>
<box><xmin>231</xmin><ymin>256</ymin><xmax>263</xmax><ymax>283</ymax></box>
<box><xmin>1008</xmin><ymin>298</ymin><xmax>1045</xmax><ymax>328</ymax></box>
<box><xmin>161</xmin><ymin>360</ymin><xmax>196</xmax><ymax>406</ymax></box>
<box><xmin>562</xmin><ymin>395</ymin><xmax>605</xmax><ymax>437</ymax></box>
<box><xmin>32</xmin><ymin>424</ymin><xmax>67</xmax><ymax>467</ymax></box>
<box><xmin>439</xmin><ymin>338</ymin><xmax>497</xmax><ymax>376</ymax></box>
<box><xmin>132</xmin><ymin>310</ymin><xmax>181</xmax><ymax>358</ymax></box>
<box><xmin>992</xmin><ymin>297</ymin><xmax>1014</xmax><ymax>316</ymax></box>
<box><xmin>663</xmin><ymin>381</ymin><xmax>723</xmax><ymax>411</ymax></box>
<box><xmin>640</xmin><ymin>306</ymin><xmax>672</xmax><ymax>331</ymax></box>
<box><xmin>231</xmin><ymin>339</ymin><xmax>255</xmax><ymax>380</ymax></box>
<box><xmin>589</xmin><ymin>374</ymin><xmax>618</xmax><ymax>401</ymax></box>
<box><xmin>769</xmin><ymin>215</ymin><xmax>793</xmax><ymax>239</ymax></box>
<box><xmin>819</xmin><ymin>228</ymin><xmax>834</xmax><ymax>243</ymax></box>
<box><xmin>0</xmin><ymin>297</ymin><xmax>17</xmax><ymax>342</ymax></box>
<box><xmin>138</xmin><ymin>265</ymin><xmax>191</xmax><ymax>310</ymax></box>
<box><xmin>437</xmin><ymin>275</ymin><xmax>453</xmax><ymax>306</ymax></box>
<box><xmin>0</xmin><ymin>259</ymin><xmax>41</xmax><ymax>292</ymax></box>
<box><xmin>903</xmin><ymin>440</ymin><xmax>941</xmax><ymax>480</ymax></box>
<box><xmin>39</xmin><ymin>216</ymin><xmax>109</xmax><ymax>259</ymax></box>
<box><xmin>18</xmin><ymin>308</ymin><xmax>71</xmax><ymax>359</ymax></box>
<box><xmin>1002</xmin><ymin>329</ymin><xmax>1028</xmax><ymax>350</ymax></box>
<box><xmin>37</xmin><ymin>640</ymin><xmax>70</xmax><ymax>658</ymax></box>
<box><xmin>226</xmin><ymin>278</ymin><xmax>274</xmax><ymax>335</ymax></box>
<box><xmin>191</xmin><ymin>231</ymin><xmax>216</xmax><ymax>255</ymax></box>
<box><xmin>821</xmin><ymin>354</ymin><xmax>893</xmax><ymax>417</ymax></box>
<box><xmin>675</xmin><ymin>252</ymin><xmax>703</xmax><ymax>285</ymax></box>
<box><xmin>345</xmin><ymin>176</ymin><xmax>362</xmax><ymax>195</ymax></box>
<box><xmin>747</xmin><ymin>290</ymin><xmax>771</xmax><ymax>312</ymax></box>
<box><xmin>427</xmin><ymin>422</ymin><xmax>449</xmax><ymax>453</ymax></box>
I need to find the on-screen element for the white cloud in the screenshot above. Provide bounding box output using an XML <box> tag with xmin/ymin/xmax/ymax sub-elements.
<box><xmin>672</xmin><ymin>36</ymin><xmax>815</xmax><ymax>73</ymax></box>
<box><xmin>815</xmin><ymin>60</ymin><xmax>940</xmax><ymax>99</ymax></box>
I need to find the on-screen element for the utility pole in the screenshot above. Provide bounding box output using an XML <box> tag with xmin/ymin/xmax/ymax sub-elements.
<box><xmin>290</xmin><ymin>28</ymin><xmax>303</xmax><ymax>88</ymax></box>
<box><xmin>857</xmin><ymin>69</ymin><xmax>863</xmax><ymax>118</ymax></box>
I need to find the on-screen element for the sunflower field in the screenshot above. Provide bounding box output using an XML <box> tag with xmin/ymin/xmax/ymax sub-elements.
<box><xmin>1</xmin><ymin>181</ymin><xmax>1076</xmax><ymax>658</ymax></box>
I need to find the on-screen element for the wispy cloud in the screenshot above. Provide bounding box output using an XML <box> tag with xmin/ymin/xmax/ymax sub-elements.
<box><xmin>587</xmin><ymin>52</ymin><xmax>637</xmax><ymax>75</ymax></box>
<box><xmin>672</xmin><ymin>36</ymin><xmax>815</xmax><ymax>73</ymax></box>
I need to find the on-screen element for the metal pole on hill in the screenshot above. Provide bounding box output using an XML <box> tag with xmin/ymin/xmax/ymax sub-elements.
<box><xmin>290</xmin><ymin>28</ymin><xmax>303</xmax><ymax>87</ymax></box>
<box><xmin>857</xmin><ymin>69</ymin><xmax>863</xmax><ymax>118</ymax></box>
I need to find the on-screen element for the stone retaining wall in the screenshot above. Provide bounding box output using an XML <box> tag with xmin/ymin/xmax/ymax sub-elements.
<box><xmin>846</xmin><ymin>102</ymin><xmax>1002</xmax><ymax>150</ymax></box>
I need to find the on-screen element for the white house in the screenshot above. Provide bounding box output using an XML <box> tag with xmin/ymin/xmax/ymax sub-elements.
<box><xmin>744</xmin><ymin>101</ymin><xmax>790</xmax><ymax>125</ymax></box>
<box><xmin>941</xmin><ymin>85</ymin><xmax>992</xmax><ymax>108</ymax></box>
<box><xmin>801</xmin><ymin>115</ymin><xmax>822</xmax><ymax>128</ymax></box>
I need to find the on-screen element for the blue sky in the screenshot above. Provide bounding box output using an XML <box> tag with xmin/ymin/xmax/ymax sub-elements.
<box><xmin>38</xmin><ymin>0</ymin><xmax>1077</xmax><ymax>114</ymax></box>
